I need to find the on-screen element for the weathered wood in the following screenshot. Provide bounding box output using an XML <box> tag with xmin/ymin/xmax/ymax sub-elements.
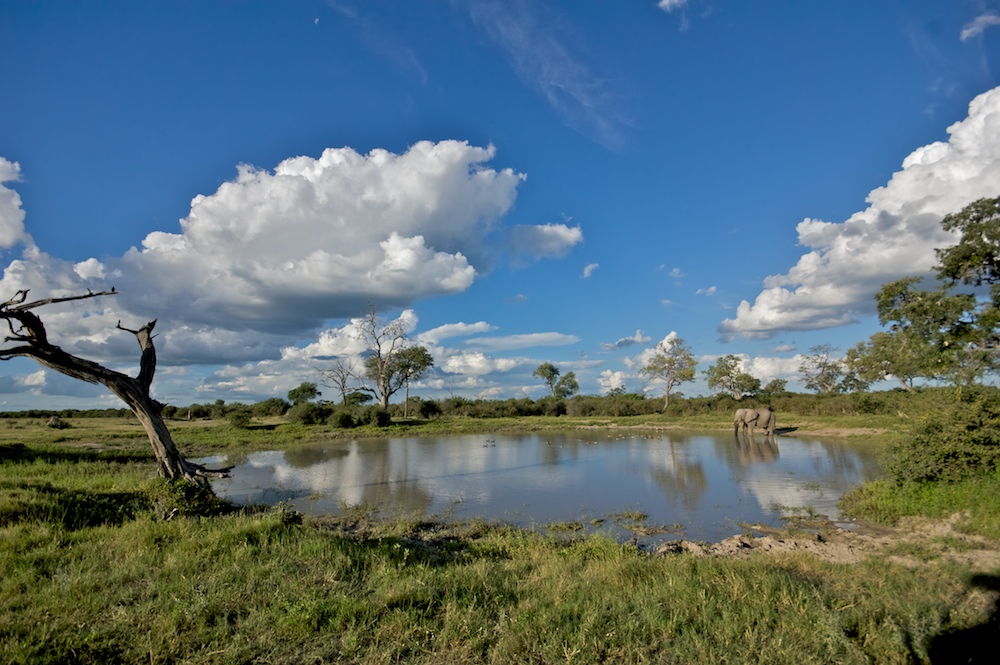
<box><xmin>0</xmin><ymin>290</ymin><xmax>231</xmax><ymax>483</ymax></box>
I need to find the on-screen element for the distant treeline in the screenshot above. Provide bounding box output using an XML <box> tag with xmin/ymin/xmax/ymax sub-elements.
<box><xmin>0</xmin><ymin>386</ymin><xmax>959</xmax><ymax>422</ymax></box>
<box><xmin>0</xmin><ymin>407</ymin><xmax>132</xmax><ymax>419</ymax></box>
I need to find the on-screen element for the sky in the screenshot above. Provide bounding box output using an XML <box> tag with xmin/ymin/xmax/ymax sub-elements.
<box><xmin>1</xmin><ymin>0</ymin><xmax>999</xmax><ymax>410</ymax></box>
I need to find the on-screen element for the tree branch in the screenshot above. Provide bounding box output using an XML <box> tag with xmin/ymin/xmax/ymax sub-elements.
<box><xmin>0</xmin><ymin>290</ymin><xmax>228</xmax><ymax>483</ymax></box>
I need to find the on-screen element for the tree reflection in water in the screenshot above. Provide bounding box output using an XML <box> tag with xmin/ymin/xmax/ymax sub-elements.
<box><xmin>201</xmin><ymin>430</ymin><xmax>882</xmax><ymax>543</ymax></box>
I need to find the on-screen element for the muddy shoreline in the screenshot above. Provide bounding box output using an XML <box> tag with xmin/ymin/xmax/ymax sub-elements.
<box><xmin>656</xmin><ymin>511</ymin><xmax>1000</xmax><ymax>572</ymax></box>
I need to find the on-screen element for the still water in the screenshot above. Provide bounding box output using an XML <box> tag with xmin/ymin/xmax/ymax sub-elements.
<box><xmin>199</xmin><ymin>430</ymin><xmax>882</xmax><ymax>543</ymax></box>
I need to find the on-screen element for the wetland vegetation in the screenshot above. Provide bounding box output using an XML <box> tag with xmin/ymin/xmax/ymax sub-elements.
<box><xmin>3</xmin><ymin>388</ymin><xmax>1000</xmax><ymax>663</ymax></box>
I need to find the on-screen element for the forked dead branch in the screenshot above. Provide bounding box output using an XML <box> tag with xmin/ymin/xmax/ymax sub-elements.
<box><xmin>0</xmin><ymin>289</ymin><xmax>231</xmax><ymax>483</ymax></box>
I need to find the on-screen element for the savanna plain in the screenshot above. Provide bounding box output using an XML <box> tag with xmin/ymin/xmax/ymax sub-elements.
<box><xmin>2</xmin><ymin>390</ymin><xmax>1000</xmax><ymax>664</ymax></box>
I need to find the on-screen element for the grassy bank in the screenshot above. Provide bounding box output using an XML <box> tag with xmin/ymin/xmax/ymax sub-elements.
<box><xmin>1</xmin><ymin>451</ymin><xmax>996</xmax><ymax>664</ymax></box>
<box><xmin>0</xmin><ymin>410</ymin><xmax>901</xmax><ymax>457</ymax></box>
<box><xmin>841</xmin><ymin>469</ymin><xmax>1000</xmax><ymax>540</ymax></box>
<box><xmin>2</xmin><ymin>410</ymin><xmax>998</xmax><ymax>664</ymax></box>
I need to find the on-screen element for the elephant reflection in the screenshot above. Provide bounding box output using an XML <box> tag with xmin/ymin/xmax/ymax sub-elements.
<box><xmin>733</xmin><ymin>408</ymin><xmax>775</xmax><ymax>437</ymax></box>
<box><xmin>734</xmin><ymin>434</ymin><xmax>780</xmax><ymax>465</ymax></box>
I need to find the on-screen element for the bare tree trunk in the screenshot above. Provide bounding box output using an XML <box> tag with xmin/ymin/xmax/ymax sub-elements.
<box><xmin>0</xmin><ymin>290</ymin><xmax>231</xmax><ymax>484</ymax></box>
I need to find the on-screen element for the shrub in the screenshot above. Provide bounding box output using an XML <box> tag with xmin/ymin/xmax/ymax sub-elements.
<box><xmin>537</xmin><ymin>397</ymin><xmax>566</xmax><ymax>417</ymax></box>
<box><xmin>252</xmin><ymin>397</ymin><xmax>291</xmax><ymax>417</ymax></box>
<box><xmin>565</xmin><ymin>396</ymin><xmax>598</xmax><ymax>417</ymax></box>
<box><xmin>45</xmin><ymin>415</ymin><xmax>70</xmax><ymax>429</ymax></box>
<box><xmin>286</xmin><ymin>402</ymin><xmax>333</xmax><ymax>425</ymax></box>
<box><xmin>439</xmin><ymin>397</ymin><xmax>473</xmax><ymax>416</ymax></box>
<box><xmin>144</xmin><ymin>479</ymin><xmax>232</xmax><ymax>518</ymax></box>
<box><xmin>329</xmin><ymin>410</ymin><xmax>357</xmax><ymax>429</ymax></box>
<box><xmin>852</xmin><ymin>392</ymin><xmax>892</xmax><ymax>415</ymax></box>
<box><xmin>419</xmin><ymin>399</ymin><xmax>442</xmax><ymax>419</ymax></box>
<box><xmin>358</xmin><ymin>406</ymin><xmax>391</xmax><ymax>427</ymax></box>
<box><xmin>885</xmin><ymin>386</ymin><xmax>1000</xmax><ymax>484</ymax></box>
<box><xmin>227</xmin><ymin>410</ymin><xmax>252</xmax><ymax>429</ymax></box>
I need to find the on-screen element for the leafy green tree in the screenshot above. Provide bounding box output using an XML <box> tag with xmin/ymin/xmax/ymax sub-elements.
<box><xmin>798</xmin><ymin>345</ymin><xmax>846</xmax><ymax>394</ymax></box>
<box><xmin>393</xmin><ymin>345</ymin><xmax>435</xmax><ymax>417</ymax></box>
<box><xmin>936</xmin><ymin>196</ymin><xmax>1000</xmax><ymax>290</ymax></box>
<box><xmin>933</xmin><ymin>195</ymin><xmax>1000</xmax><ymax>383</ymax></box>
<box><xmin>759</xmin><ymin>378</ymin><xmax>788</xmax><ymax>396</ymax></box>
<box><xmin>845</xmin><ymin>330</ymin><xmax>933</xmax><ymax>392</ymax></box>
<box><xmin>854</xmin><ymin>198</ymin><xmax>1000</xmax><ymax>389</ymax></box>
<box><xmin>704</xmin><ymin>354</ymin><xmax>761</xmax><ymax>399</ymax></box>
<box><xmin>555</xmin><ymin>372</ymin><xmax>578</xmax><ymax>399</ymax></box>
<box><xmin>210</xmin><ymin>399</ymin><xmax>227</xmax><ymax>419</ymax></box>
<box><xmin>533</xmin><ymin>363</ymin><xmax>560</xmax><ymax>395</ymax></box>
<box><xmin>287</xmin><ymin>382</ymin><xmax>320</xmax><ymax>405</ymax></box>
<box><xmin>640</xmin><ymin>337</ymin><xmax>697</xmax><ymax>412</ymax></box>
<box><xmin>344</xmin><ymin>391</ymin><xmax>373</xmax><ymax>407</ymax></box>
<box><xmin>532</xmin><ymin>363</ymin><xmax>578</xmax><ymax>399</ymax></box>
<box><xmin>874</xmin><ymin>277</ymin><xmax>996</xmax><ymax>387</ymax></box>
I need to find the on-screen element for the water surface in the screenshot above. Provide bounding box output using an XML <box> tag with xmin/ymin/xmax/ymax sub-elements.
<box><xmin>200</xmin><ymin>430</ymin><xmax>882</xmax><ymax>543</ymax></box>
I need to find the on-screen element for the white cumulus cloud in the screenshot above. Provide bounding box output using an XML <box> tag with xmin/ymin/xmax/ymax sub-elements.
<box><xmin>441</xmin><ymin>351</ymin><xmax>521</xmax><ymax>376</ymax></box>
<box><xmin>508</xmin><ymin>222</ymin><xmax>584</xmax><ymax>264</ymax></box>
<box><xmin>597</xmin><ymin>369</ymin><xmax>626</xmax><ymax>393</ymax></box>
<box><xmin>0</xmin><ymin>158</ymin><xmax>29</xmax><ymax>249</ymax></box>
<box><xmin>624</xmin><ymin>332</ymin><xmax>680</xmax><ymax>371</ymax></box>
<box><xmin>0</xmin><ymin>141</ymin><xmax>530</xmax><ymax>355</ymax></box>
<box><xmin>720</xmin><ymin>86</ymin><xmax>1000</xmax><ymax>340</ymax></box>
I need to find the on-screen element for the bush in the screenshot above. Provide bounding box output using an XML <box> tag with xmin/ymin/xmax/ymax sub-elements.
<box><xmin>252</xmin><ymin>397</ymin><xmax>291</xmax><ymax>417</ymax></box>
<box><xmin>358</xmin><ymin>406</ymin><xmax>391</xmax><ymax>427</ymax></box>
<box><xmin>851</xmin><ymin>391</ymin><xmax>907</xmax><ymax>415</ymax></box>
<box><xmin>227</xmin><ymin>410</ymin><xmax>252</xmax><ymax>429</ymax></box>
<box><xmin>329</xmin><ymin>410</ymin><xmax>357</xmax><ymax>429</ymax></box>
<box><xmin>144</xmin><ymin>479</ymin><xmax>232</xmax><ymax>518</ymax></box>
<box><xmin>537</xmin><ymin>397</ymin><xmax>566</xmax><ymax>417</ymax></box>
<box><xmin>439</xmin><ymin>397</ymin><xmax>473</xmax><ymax>416</ymax></box>
<box><xmin>419</xmin><ymin>399</ymin><xmax>442</xmax><ymax>419</ymax></box>
<box><xmin>885</xmin><ymin>386</ymin><xmax>1000</xmax><ymax>484</ymax></box>
<box><xmin>286</xmin><ymin>402</ymin><xmax>333</xmax><ymax>425</ymax></box>
<box><xmin>45</xmin><ymin>415</ymin><xmax>70</xmax><ymax>429</ymax></box>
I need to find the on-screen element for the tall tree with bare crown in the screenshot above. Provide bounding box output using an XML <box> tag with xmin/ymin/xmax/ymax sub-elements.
<box><xmin>0</xmin><ymin>289</ymin><xmax>231</xmax><ymax>483</ymax></box>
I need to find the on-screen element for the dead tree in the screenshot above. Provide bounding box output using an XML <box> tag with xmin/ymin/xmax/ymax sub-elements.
<box><xmin>0</xmin><ymin>289</ymin><xmax>231</xmax><ymax>483</ymax></box>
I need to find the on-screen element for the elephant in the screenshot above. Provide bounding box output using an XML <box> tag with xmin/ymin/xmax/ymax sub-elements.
<box><xmin>733</xmin><ymin>407</ymin><xmax>775</xmax><ymax>437</ymax></box>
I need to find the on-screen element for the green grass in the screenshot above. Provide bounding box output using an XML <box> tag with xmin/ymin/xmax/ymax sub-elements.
<box><xmin>841</xmin><ymin>468</ymin><xmax>1000</xmax><ymax>540</ymax></box>
<box><xmin>0</xmin><ymin>411</ymin><xmax>901</xmax><ymax>459</ymax></box>
<box><xmin>1</xmin><ymin>434</ymin><xmax>998</xmax><ymax>664</ymax></box>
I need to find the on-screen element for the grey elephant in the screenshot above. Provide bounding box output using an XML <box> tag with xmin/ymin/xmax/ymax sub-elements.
<box><xmin>733</xmin><ymin>407</ymin><xmax>775</xmax><ymax>437</ymax></box>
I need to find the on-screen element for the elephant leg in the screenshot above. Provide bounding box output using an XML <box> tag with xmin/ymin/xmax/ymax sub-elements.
<box><xmin>733</xmin><ymin>409</ymin><xmax>747</xmax><ymax>436</ymax></box>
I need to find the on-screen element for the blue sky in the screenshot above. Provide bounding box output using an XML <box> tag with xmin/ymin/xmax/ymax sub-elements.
<box><xmin>1</xmin><ymin>0</ymin><xmax>999</xmax><ymax>410</ymax></box>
